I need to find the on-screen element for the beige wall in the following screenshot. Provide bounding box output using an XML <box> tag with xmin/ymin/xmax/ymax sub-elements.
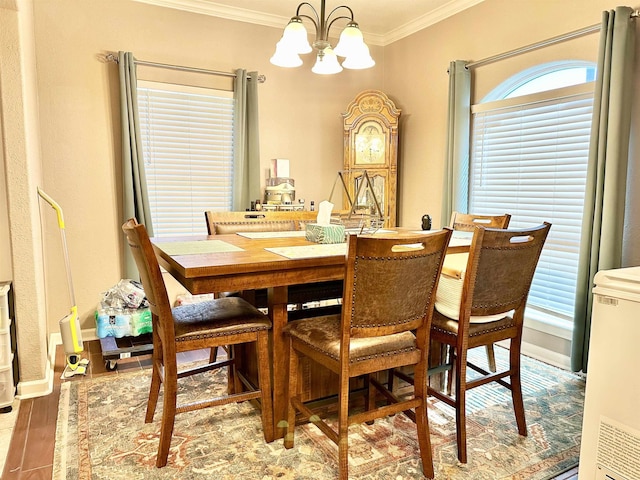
<box><xmin>1</xmin><ymin>0</ymin><xmax>50</xmax><ymax>391</ymax></box>
<box><xmin>2</xmin><ymin>0</ymin><xmax>639</xmax><ymax>392</ymax></box>
<box><xmin>29</xmin><ymin>0</ymin><xmax>382</xmax><ymax>335</ymax></box>
<box><xmin>384</xmin><ymin>0</ymin><xmax>635</xmax><ymax>230</ymax></box>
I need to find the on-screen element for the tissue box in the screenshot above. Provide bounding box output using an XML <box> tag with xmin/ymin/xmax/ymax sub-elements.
<box><xmin>305</xmin><ymin>223</ymin><xmax>345</xmax><ymax>244</ymax></box>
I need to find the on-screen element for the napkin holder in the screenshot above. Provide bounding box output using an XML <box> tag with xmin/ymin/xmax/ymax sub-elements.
<box><xmin>305</xmin><ymin>223</ymin><xmax>345</xmax><ymax>244</ymax></box>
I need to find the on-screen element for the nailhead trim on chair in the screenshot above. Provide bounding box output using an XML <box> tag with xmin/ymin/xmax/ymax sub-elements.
<box><xmin>350</xmin><ymin>252</ymin><xmax>439</xmax><ymax>328</ymax></box>
<box><xmin>431</xmin><ymin>320</ymin><xmax>514</xmax><ymax>338</ymax></box>
<box><xmin>350</xmin><ymin>346</ymin><xmax>418</xmax><ymax>363</ymax></box>
<box><xmin>176</xmin><ymin>326</ymin><xmax>270</xmax><ymax>342</ymax></box>
<box><xmin>297</xmin><ymin>339</ymin><xmax>418</xmax><ymax>363</ymax></box>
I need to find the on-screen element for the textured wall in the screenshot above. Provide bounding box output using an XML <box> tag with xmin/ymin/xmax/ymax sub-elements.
<box><xmin>1</xmin><ymin>0</ymin><xmax>50</xmax><ymax>389</ymax></box>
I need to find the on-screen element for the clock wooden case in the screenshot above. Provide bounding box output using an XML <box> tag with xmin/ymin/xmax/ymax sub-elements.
<box><xmin>342</xmin><ymin>90</ymin><xmax>400</xmax><ymax>227</ymax></box>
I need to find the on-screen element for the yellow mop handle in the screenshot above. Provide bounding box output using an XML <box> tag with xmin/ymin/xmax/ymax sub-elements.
<box><xmin>37</xmin><ymin>187</ymin><xmax>65</xmax><ymax>229</ymax></box>
<box><xmin>37</xmin><ymin>188</ymin><xmax>82</xmax><ymax>353</ymax></box>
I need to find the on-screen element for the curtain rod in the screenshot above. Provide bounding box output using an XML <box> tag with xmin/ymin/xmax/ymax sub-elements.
<box><xmin>102</xmin><ymin>53</ymin><xmax>266</xmax><ymax>83</ymax></box>
<box><xmin>467</xmin><ymin>23</ymin><xmax>601</xmax><ymax>69</ymax></box>
<box><xmin>468</xmin><ymin>9</ymin><xmax>639</xmax><ymax>69</ymax></box>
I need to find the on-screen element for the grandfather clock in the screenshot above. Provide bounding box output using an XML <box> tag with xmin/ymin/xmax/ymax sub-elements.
<box><xmin>342</xmin><ymin>90</ymin><xmax>400</xmax><ymax>227</ymax></box>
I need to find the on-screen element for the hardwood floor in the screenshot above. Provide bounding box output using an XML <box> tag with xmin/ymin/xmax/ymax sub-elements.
<box><xmin>1</xmin><ymin>340</ymin><xmax>580</xmax><ymax>479</ymax></box>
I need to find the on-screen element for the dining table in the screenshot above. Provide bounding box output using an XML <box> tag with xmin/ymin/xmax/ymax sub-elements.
<box><xmin>152</xmin><ymin>227</ymin><xmax>472</xmax><ymax>439</ymax></box>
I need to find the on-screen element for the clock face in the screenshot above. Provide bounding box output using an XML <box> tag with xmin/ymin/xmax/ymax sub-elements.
<box><xmin>355</xmin><ymin>121</ymin><xmax>385</xmax><ymax>164</ymax></box>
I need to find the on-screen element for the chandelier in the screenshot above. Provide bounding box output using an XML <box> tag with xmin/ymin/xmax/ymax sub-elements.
<box><xmin>270</xmin><ymin>0</ymin><xmax>375</xmax><ymax>75</ymax></box>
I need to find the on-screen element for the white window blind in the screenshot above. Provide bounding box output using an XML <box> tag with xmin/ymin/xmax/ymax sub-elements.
<box><xmin>470</xmin><ymin>83</ymin><xmax>594</xmax><ymax>318</ymax></box>
<box><xmin>137</xmin><ymin>81</ymin><xmax>234</xmax><ymax>237</ymax></box>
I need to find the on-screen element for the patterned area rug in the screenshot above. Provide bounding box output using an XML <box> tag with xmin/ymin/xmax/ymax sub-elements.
<box><xmin>53</xmin><ymin>348</ymin><xmax>584</xmax><ymax>479</ymax></box>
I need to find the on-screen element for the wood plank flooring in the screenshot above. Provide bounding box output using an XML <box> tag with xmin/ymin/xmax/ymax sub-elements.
<box><xmin>1</xmin><ymin>340</ymin><xmax>580</xmax><ymax>479</ymax></box>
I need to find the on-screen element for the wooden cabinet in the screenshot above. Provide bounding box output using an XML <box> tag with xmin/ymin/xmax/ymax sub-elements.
<box><xmin>342</xmin><ymin>90</ymin><xmax>400</xmax><ymax>227</ymax></box>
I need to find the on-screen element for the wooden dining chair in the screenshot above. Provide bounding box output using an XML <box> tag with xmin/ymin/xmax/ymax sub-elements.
<box><xmin>204</xmin><ymin>210</ymin><xmax>318</xmax><ymax>235</ymax></box>
<box><xmin>449</xmin><ymin>211</ymin><xmax>511</xmax><ymax>232</ymax></box>
<box><xmin>448</xmin><ymin>211</ymin><xmax>511</xmax><ymax>372</ymax></box>
<box><xmin>429</xmin><ymin>222</ymin><xmax>551</xmax><ymax>463</ymax></box>
<box><xmin>121</xmin><ymin>218</ymin><xmax>274</xmax><ymax>468</ymax></box>
<box><xmin>283</xmin><ymin>229</ymin><xmax>452</xmax><ymax>480</ymax></box>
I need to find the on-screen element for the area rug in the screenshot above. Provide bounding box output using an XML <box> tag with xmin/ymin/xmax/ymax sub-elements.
<box><xmin>53</xmin><ymin>347</ymin><xmax>585</xmax><ymax>479</ymax></box>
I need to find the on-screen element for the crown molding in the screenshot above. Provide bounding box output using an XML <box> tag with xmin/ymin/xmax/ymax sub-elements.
<box><xmin>381</xmin><ymin>0</ymin><xmax>485</xmax><ymax>45</ymax></box>
<box><xmin>134</xmin><ymin>0</ymin><xmax>290</xmax><ymax>28</ymax></box>
<box><xmin>134</xmin><ymin>0</ymin><xmax>483</xmax><ymax>47</ymax></box>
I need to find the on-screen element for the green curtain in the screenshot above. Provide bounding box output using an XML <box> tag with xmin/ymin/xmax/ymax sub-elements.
<box><xmin>571</xmin><ymin>7</ymin><xmax>636</xmax><ymax>373</ymax></box>
<box><xmin>119</xmin><ymin>51</ymin><xmax>153</xmax><ymax>278</ymax></box>
<box><xmin>233</xmin><ymin>69</ymin><xmax>261</xmax><ymax>210</ymax></box>
<box><xmin>441</xmin><ymin>60</ymin><xmax>471</xmax><ymax>227</ymax></box>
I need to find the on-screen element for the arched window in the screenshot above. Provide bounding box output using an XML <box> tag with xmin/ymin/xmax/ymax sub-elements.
<box><xmin>469</xmin><ymin>62</ymin><xmax>596</xmax><ymax>327</ymax></box>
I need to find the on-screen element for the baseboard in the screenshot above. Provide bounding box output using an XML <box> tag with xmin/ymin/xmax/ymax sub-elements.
<box><xmin>15</xmin><ymin>337</ymin><xmax>55</xmax><ymax>400</ymax></box>
<box><xmin>16</xmin><ymin>327</ymin><xmax>98</xmax><ymax>400</ymax></box>
<box><xmin>49</xmin><ymin>328</ymin><xmax>99</xmax><ymax>352</ymax></box>
<box><xmin>497</xmin><ymin>339</ymin><xmax>572</xmax><ymax>370</ymax></box>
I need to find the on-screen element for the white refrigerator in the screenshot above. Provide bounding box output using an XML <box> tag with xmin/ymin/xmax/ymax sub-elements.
<box><xmin>578</xmin><ymin>266</ymin><xmax>640</xmax><ymax>480</ymax></box>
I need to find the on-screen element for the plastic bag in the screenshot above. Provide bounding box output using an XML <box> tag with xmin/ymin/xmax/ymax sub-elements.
<box><xmin>100</xmin><ymin>279</ymin><xmax>149</xmax><ymax>310</ymax></box>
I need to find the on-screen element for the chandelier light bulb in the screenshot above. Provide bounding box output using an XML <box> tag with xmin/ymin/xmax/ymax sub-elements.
<box><xmin>280</xmin><ymin>17</ymin><xmax>312</xmax><ymax>54</ymax></box>
<box><xmin>312</xmin><ymin>48</ymin><xmax>343</xmax><ymax>75</ymax></box>
<box><xmin>270</xmin><ymin>41</ymin><xmax>303</xmax><ymax>68</ymax></box>
<box><xmin>342</xmin><ymin>43</ymin><xmax>375</xmax><ymax>70</ymax></box>
<box><xmin>333</xmin><ymin>22</ymin><xmax>365</xmax><ymax>58</ymax></box>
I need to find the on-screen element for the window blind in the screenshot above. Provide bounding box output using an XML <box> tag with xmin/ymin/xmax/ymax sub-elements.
<box><xmin>137</xmin><ymin>81</ymin><xmax>234</xmax><ymax>237</ymax></box>
<box><xmin>470</xmin><ymin>86</ymin><xmax>593</xmax><ymax>318</ymax></box>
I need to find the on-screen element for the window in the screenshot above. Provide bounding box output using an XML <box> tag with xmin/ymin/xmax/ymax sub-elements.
<box><xmin>469</xmin><ymin>63</ymin><xmax>595</xmax><ymax>326</ymax></box>
<box><xmin>137</xmin><ymin>81</ymin><xmax>234</xmax><ymax>237</ymax></box>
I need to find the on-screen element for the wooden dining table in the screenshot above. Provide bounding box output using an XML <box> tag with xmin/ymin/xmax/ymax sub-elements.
<box><xmin>152</xmin><ymin>228</ymin><xmax>471</xmax><ymax>439</ymax></box>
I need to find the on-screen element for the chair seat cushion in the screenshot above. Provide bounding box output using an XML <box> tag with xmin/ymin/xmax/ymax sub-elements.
<box><xmin>283</xmin><ymin>315</ymin><xmax>418</xmax><ymax>363</ymax></box>
<box><xmin>172</xmin><ymin>297</ymin><xmax>271</xmax><ymax>341</ymax></box>
<box><xmin>435</xmin><ymin>253</ymin><xmax>510</xmax><ymax>323</ymax></box>
<box><xmin>431</xmin><ymin>308</ymin><xmax>515</xmax><ymax>339</ymax></box>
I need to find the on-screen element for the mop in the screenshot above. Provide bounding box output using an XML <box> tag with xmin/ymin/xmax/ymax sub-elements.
<box><xmin>37</xmin><ymin>188</ymin><xmax>89</xmax><ymax>378</ymax></box>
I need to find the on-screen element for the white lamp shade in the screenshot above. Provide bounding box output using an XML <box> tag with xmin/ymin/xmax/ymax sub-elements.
<box><xmin>270</xmin><ymin>41</ymin><xmax>303</xmax><ymax>68</ymax></box>
<box><xmin>333</xmin><ymin>23</ymin><xmax>365</xmax><ymax>58</ymax></box>
<box><xmin>280</xmin><ymin>18</ymin><xmax>312</xmax><ymax>54</ymax></box>
<box><xmin>312</xmin><ymin>48</ymin><xmax>343</xmax><ymax>75</ymax></box>
<box><xmin>342</xmin><ymin>43</ymin><xmax>375</xmax><ymax>70</ymax></box>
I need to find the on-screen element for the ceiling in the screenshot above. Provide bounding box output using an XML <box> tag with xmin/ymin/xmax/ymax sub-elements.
<box><xmin>134</xmin><ymin>0</ymin><xmax>485</xmax><ymax>45</ymax></box>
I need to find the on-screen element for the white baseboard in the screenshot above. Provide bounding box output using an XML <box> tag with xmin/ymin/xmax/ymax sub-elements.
<box><xmin>16</xmin><ymin>327</ymin><xmax>98</xmax><ymax>400</ymax></box>
<box><xmin>15</xmin><ymin>337</ymin><xmax>55</xmax><ymax>400</ymax></box>
<box><xmin>497</xmin><ymin>339</ymin><xmax>572</xmax><ymax>370</ymax></box>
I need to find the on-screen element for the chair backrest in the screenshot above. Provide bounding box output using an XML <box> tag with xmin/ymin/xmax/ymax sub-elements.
<box><xmin>121</xmin><ymin>218</ymin><xmax>174</xmax><ymax>337</ymax></box>
<box><xmin>449</xmin><ymin>211</ymin><xmax>511</xmax><ymax>232</ymax></box>
<box><xmin>342</xmin><ymin>229</ymin><xmax>452</xmax><ymax>340</ymax></box>
<box><xmin>205</xmin><ymin>210</ymin><xmax>318</xmax><ymax>235</ymax></box>
<box><xmin>462</xmin><ymin>222</ymin><xmax>551</xmax><ymax>319</ymax></box>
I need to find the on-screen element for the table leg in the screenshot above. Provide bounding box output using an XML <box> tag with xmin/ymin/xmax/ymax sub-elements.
<box><xmin>428</xmin><ymin>339</ymin><xmax>446</xmax><ymax>391</ymax></box>
<box><xmin>268</xmin><ymin>286</ymin><xmax>289</xmax><ymax>440</ymax></box>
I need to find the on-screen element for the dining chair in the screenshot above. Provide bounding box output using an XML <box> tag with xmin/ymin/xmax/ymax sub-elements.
<box><xmin>122</xmin><ymin>218</ymin><xmax>274</xmax><ymax>468</ymax></box>
<box><xmin>449</xmin><ymin>211</ymin><xmax>511</xmax><ymax>231</ymax></box>
<box><xmin>204</xmin><ymin>210</ymin><xmax>344</xmax><ymax>319</ymax></box>
<box><xmin>204</xmin><ymin>210</ymin><xmax>318</xmax><ymax>235</ymax></box>
<box><xmin>283</xmin><ymin>229</ymin><xmax>452</xmax><ymax>480</ymax></box>
<box><xmin>429</xmin><ymin>222</ymin><xmax>551</xmax><ymax>463</ymax></box>
<box><xmin>448</xmin><ymin>211</ymin><xmax>511</xmax><ymax>372</ymax></box>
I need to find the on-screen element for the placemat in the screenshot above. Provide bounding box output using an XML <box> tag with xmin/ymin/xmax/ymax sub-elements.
<box><xmin>236</xmin><ymin>231</ymin><xmax>307</xmax><ymax>239</ymax></box>
<box><xmin>153</xmin><ymin>240</ymin><xmax>243</xmax><ymax>255</ymax></box>
<box><xmin>266</xmin><ymin>243</ymin><xmax>347</xmax><ymax>259</ymax></box>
